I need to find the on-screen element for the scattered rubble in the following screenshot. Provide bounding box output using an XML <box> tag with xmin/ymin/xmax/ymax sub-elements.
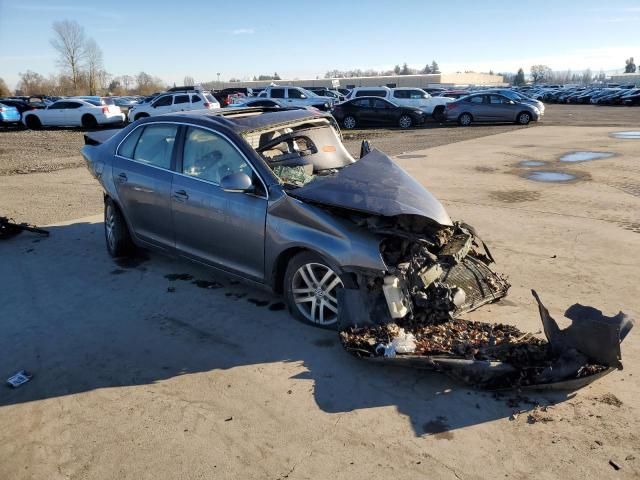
<box><xmin>0</xmin><ymin>216</ymin><xmax>49</xmax><ymax>240</ymax></box>
<box><xmin>597</xmin><ymin>393</ymin><xmax>624</xmax><ymax>407</ymax></box>
<box><xmin>6</xmin><ymin>370</ymin><xmax>33</xmax><ymax>388</ymax></box>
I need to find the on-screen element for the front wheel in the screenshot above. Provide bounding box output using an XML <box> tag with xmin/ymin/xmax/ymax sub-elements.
<box><xmin>398</xmin><ymin>114</ymin><xmax>413</xmax><ymax>129</ymax></box>
<box><xmin>516</xmin><ymin>111</ymin><xmax>531</xmax><ymax>125</ymax></box>
<box><xmin>284</xmin><ymin>252</ymin><xmax>344</xmax><ymax>329</ymax></box>
<box><xmin>104</xmin><ymin>198</ymin><xmax>133</xmax><ymax>257</ymax></box>
<box><xmin>342</xmin><ymin>115</ymin><xmax>356</xmax><ymax>129</ymax></box>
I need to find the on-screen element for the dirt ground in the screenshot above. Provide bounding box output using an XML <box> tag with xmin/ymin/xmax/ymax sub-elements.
<box><xmin>0</xmin><ymin>106</ymin><xmax>639</xmax><ymax>479</ymax></box>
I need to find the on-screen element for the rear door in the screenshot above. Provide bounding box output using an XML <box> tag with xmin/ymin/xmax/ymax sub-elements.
<box><xmin>63</xmin><ymin>101</ymin><xmax>85</xmax><ymax>125</ymax></box>
<box><xmin>171</xmin><ymin>126</ymin><xmax>268</xmax><ymax>280</ymax></box>
<box><xmin>467</xmin><ymin>95</ymin><xmax>489</xmax><ymax>121</ymax></box>
<box><xmin>352</xmin><ymin>98</ymin><xmax>375</xmax><ymax>124</ymax></box>
<box><xmin>112</xmin><ymin>123</ymin><xmax>177</xmax><ymax>249</ymax></box>
<box><xmin>372</xmin><ymin>98</ymin><xmax>397</xmax><ymax>125</ymax></box>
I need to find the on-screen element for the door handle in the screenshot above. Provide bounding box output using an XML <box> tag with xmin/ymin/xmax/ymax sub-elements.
<box><xmin>173</xmin><ymin>189</ymin><xmax>189</xmax><ymax>201</ymax></box>
<box><xmin>116</xmin><ymin>172</ymin><xmax>127</xmax><ymax>183</ymax></box>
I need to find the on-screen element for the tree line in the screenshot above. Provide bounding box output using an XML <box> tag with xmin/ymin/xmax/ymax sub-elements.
<box><xmin>324</xmin><ymin>61</ymin><xmax>440</xmax><ymax>79</ymax></box>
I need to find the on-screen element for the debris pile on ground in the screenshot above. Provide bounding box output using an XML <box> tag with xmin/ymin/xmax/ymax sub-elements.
<box><xmin>0</xmin><ymin>216</ymin><xmax>49</xmax><ymax>240</ymax></box>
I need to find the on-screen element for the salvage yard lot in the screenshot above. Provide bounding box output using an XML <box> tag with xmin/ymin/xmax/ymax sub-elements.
<box><xmin>1</xmin><ymin>105</ymin><xmax>639</xmax><ymax>479</ymax></box>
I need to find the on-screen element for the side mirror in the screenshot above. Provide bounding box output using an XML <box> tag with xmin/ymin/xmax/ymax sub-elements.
<box><xmin>221</xmin><ymin>172</ymin><xmax>253</xmax><ymax>193</ymax></box>
<box><xmin>360</xmin><ymin>139</ymin><xmax>371</xmax><ymax>158</ymax></box>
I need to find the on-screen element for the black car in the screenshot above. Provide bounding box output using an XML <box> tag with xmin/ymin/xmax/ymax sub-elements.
<box><xmin>331</xmin><ymin>97</ymin><xmax>425</xmax><ymax>129</ymax></box>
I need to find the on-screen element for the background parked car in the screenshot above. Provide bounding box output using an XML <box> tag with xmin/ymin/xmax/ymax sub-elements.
<box><xmin>331</xmin><ymin>97</ymin><xmax>425</xmax><ymax>129</ymax></box>
<box><xmin>127</xmin><ymin>89</ymin><xmax>220</xmax><ymax>122</ymax></box>
<box><xmin>346</xmin><ymin>86</ymin><xmax>453</xmax><ymax>120</ymax></box>
<box><xmin>22</xmin><ymin>98</ymin><xmax>125</xmax><ymax>129</ymax></box>
<box><xmin>444</xmin><ymin>93</ymin><xmax>541</xmax><ymax>126</ymax></box>
<box><xmin>0</xmin><ymin>102</ymin><xmax>22</xmax><ymax>127</ymax></box>
<box><xmin>0</xmin><ymin>98</ymin><xmax>37</xmax><ymax>118</ymax></box>
<box><xmin>257</xmin><ymin>86</ymin><xmax>334</xmax><ymax>110</ymax></box>
<box><xmin>212</xmin><ymin>87</ymin><xmax>254</xmax><ymax>107</ymax></box>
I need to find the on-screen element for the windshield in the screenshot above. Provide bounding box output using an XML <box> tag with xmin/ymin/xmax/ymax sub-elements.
<box><xmin>243</xmin><ymin>119</ymin><xmax>355</xmax><ymax>188</ymax></box>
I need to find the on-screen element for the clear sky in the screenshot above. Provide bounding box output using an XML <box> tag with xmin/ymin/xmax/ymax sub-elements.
<box><xmin>1</xmin><ymin>0</ymin><xmax>639</xmax><ymax>88</ymax></box>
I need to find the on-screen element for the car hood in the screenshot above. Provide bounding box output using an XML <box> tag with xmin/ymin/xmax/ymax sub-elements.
<box><xmin>288</xmin><ymin>149</ymin><xmax>453</xmax><ymax>226</ymax></box>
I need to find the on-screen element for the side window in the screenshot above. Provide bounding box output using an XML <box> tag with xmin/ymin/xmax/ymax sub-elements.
<box><xmin>49</xmin><ymin>101</ymin><xmax>67</xmax><ymax>109</ymax></box>
<box><xmin>67</xmin><ymin>102</ymin><xmax>83</xmax><ymax>109</ymax></box>
<box><xmin>352</xmin><ymin>99</ymin><xmax>371</xmax><ymax>108</ymax></box>
<box><xmin>174</xmin><ymin>95</ymin><xmax>190</xmax><ymax>104</ymax></box>
<box><xmin>489</xmin><ymin>95</ymin><xmax>507</xmax><ymax>104</ymax></box>
<box><xmin>132</xmin><ymin>124</ymin><xmax>177</xmax><ymax>169</ymax></box>
<box><xmin>469</xmin><ymin>95</ymin><xmax>484</xmax><ymax>104</ymax></box>
<box><xmin>270</xmin><ymin>88</ymin><xmax>285</xmax><ymax>98</ymax></box>
<box><xmin>393</xmin><ymin>90</ymin><xmax>409</xmax><ymax>99</ymax></box>
<box><xmin>182</xmin><ymin>127</ymin><xmax>250</xmax><ymax>185</ymax></box>
<box><xmin>287</xmin><ymin>88</ymin><xmax>304</xmax><ymax>99</ymax></box>
<box><xmin>409</xmin><ymin>90</ymin><xmax>427</xmax><ymax>99</ymax></box>
<box><xmin>191</xmin><ymin>95</ymin><xmax>202</xmax><ymax>104</ymax></box>
<box><xmin>373</xmin><ymin>99</ymin><xmax>391</xmax><ymax>108</ymax></box>
<box><xmin>152</xmin><ymin>95</ymin><xmax>172</xmax><ymax>107</ymax></box>
<box><xmin>117</xmin><ymin>126</ymin><xmax>144</xmax><ymax>158</ymax></box>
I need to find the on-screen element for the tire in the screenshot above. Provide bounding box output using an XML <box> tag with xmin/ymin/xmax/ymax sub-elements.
<box><xmin>432</xmin><ymin>106</ymin><xmax>446</xmax><ymax>122</ymax></box>
<box><xmin>458</xmin><ymin>113</ymin><xmax>473</xmax><ymax>126</ymax></box>
<box><xmin>516</xmin><ymin>111</ymin><xmax>531</xmax><ymax>125</ymax></box>
<box><xmin>342</xmin><ymin>115</ymin><xmax>356</xmax><ymax>129</ymax></box>
<box><xmin>24</xmin><ymin>115</ymin><xmax>41</xmax><ymax>130</ymax></box>
<box><xmin>134</xmin><ymin>113</ymin><xmax>149</xmax><ymax>122</ymax></box>
<box><xmin>81</xmin><ymin>114</ymin><xmax>98</xmax><ymax>129</ymax></box>
<box><xmin>398</xmin><ymin>114</ymin><xmax>413</xmax><ymax>129</ymax></box>
<box><xmin>283</xmin><ymin>251</ymin><xmax>345</xmax><ymax>329</ymax></box>
<box><xmin>104</xmin><ymin>198</ymin><xmax>134</xmax><ymax>258</ymax></box>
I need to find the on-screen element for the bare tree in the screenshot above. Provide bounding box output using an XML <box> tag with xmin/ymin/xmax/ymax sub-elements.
<box><xmin>85</xmin><ymin>38</ymin><xmax>103</xmax><ymax>95</ymax></box>
<box><xmin>50</xmin><ymin>20</ymin><xmax>87</xmax><ymax>93</ymax></box>
<box><xmin>183</xmin><ymin>75</ymin><xmax>195</xmax><ymax>86</ymax></box>
<box><xmin>530</xmin><ymin>64</ymin><xmax>552</xmax><ymax>84</ymax></box>
<box><xmin>0</xmin><ymin>78</ymin><xmax>10</xmax><ymax>96</ymax></box>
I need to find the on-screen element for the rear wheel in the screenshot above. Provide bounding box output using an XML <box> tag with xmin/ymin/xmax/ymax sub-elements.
<box><xmin>104</xmin><ymin>198</ymin><xmax>133</xmax><ymax>257</ymax></box>
<box><xmin>458</xmin><ymin>113</ymin><xmax>473</xmax><ymax>126</ymax></box>
<box><xmin>342</xmin><ymin>115</ymin><xmax>356</xmax><ymax>129</ymax></box>
<box><xmin>398</xmin><ymin>114</ymin><xmax>413</xmax><ymax>129</ymax></box>
<box><xmin>516</xmin><ymin>111</ymin><xmax>531</xmax><ymax>125</ymax></box>
<box><xmin>81</xmin><ymin>114</ymin><xmax>98</xmax><ymax>129</ymax></box>
<box><xmin>24</xmin><ymin>115</ymin><xmax>41</xmax><ymax>130</ymax></box>
<box><xmin>284</xmin><ymin>252</ymin><xmax>344</xmax><ymax>329</ymax></box>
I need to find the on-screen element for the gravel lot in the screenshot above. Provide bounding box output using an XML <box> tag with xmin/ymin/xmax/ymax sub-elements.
<box><xmin>0</xmin><ymin>104</ymin><xmax>639</xmax><ymax>226</ymax></box>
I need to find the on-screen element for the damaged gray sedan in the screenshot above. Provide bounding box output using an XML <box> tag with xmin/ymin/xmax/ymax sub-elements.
<box><xmin>82</xmin><ymin>107</ymin><xmax>632</xmax><ymax>389</ymax></box>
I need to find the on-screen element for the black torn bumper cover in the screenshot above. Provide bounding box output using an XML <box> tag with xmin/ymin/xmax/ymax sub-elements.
<box><xmin>338</xmin><ymin>289</ymin><xmax>633</xmax><ymax>390</ymax></box>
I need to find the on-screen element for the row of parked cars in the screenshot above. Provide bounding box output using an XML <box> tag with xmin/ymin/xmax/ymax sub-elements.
<box><xmin>1</xmin><ymin>84</ymin><xmax>548</xmax><ymax>130</ymax></box>
<box><xmin>517</xmin><ymin>84</ymin><xmax>640</xmax><ymax>106</ymax></box>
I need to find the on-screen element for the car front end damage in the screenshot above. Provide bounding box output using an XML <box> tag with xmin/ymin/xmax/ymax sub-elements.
<box><xmin>333</xmin><ymin>212</ymin><xmax>632</xmax><ymax>390</ymax></box>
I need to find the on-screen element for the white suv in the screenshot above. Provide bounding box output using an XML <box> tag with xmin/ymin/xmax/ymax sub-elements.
<box><xmin>347</xmin><ymin>86</ymin><xmax>454</xmax><ymax>120</ymax></box>
<box><xmin>127</xmin><ymin>89</ymin><xmax>220</xmax><ymax>122</ymax></box>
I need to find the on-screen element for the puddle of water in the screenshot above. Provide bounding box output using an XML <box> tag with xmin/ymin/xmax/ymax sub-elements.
<box><xmin>559</xmin><ymin>151</ymin><xmax>615</xmax><ymax>163</ymax></box>
<box><xmin>518</xmin><ymin>160</ymin><xmax>545</xmax><ymax>167</ymax></box>
<box><xmin>611</xmin><ymin>131</ymin><xmax>640</xmax><ymax>139</ymax></box>
<box><xmin>526</xmin><ymin>171</ymin><xmax>577</xmax><ymax>183</ymax></box>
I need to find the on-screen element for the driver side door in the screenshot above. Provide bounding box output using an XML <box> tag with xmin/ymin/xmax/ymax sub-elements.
<box><xmin>171</xmin><ymin>126</ymin><xmax>268</xmax><ymax>280</ymax></box>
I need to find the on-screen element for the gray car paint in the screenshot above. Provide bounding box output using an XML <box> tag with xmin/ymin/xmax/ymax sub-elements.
<box><xmin>81</xmin><ymin>111</ymin><xmax>451</xmax><ymax>291</ymax></box>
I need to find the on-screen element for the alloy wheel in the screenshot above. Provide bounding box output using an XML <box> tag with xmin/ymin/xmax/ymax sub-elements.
<box><xmin>343</xmin><ymin>116</ymin><xmax>356</xmax><ymax>129</ymax></box>
<box><xmin>105</xmin><ymin>204</ymin><xmax>116</xmax><ymax>251</ymax></box>
<box><xmin>291</xmin><ymin>263</ymin><xmax>343</xmax><ymax>326</ymax></box>
<box><xmin>399</xmin><ymin>115</ymin><xmax>412</xmax><ymax>129</ymax></box>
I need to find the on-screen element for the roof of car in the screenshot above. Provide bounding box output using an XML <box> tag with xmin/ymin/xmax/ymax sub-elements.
<box><xmin>160</xmin><ymin>107</ymin><xmax>333</xmax><ymax>133</ymax></box>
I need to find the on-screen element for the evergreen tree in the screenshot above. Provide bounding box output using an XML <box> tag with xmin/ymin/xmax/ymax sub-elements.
<box><xmin>430</xmin><ymin>60</ymin><xmax>440</xmax><ymax>74</ymax></box>
<box><xmin>514</xmin><ymin>68</ymin><xmax>526</xmax><ymax>86</ymax></box>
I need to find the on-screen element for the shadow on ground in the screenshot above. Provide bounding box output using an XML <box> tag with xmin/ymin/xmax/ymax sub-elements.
<box><xmin>0</xmin><ymin>219</ymin><xmax>573</xmax><ymax>437</ymax></box>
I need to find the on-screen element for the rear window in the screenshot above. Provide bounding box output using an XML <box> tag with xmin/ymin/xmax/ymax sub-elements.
<box><xmin>204</xmin><ymin>93</ymin><xmax>216</xmax><ymax>103</ymax></box>
<box><xmin>271</xmin><ymin>88</ymin><xmax>285</xmax><ymax>98</ymax></box>
<box><xmin>174</xmin><ymin>95</ymin><xmax>190</xmax><ymax>104</ymax></box>
<box><xmin>132</xmin><ymin>124</ymin><xmax>178</xmax><ymax>169</ymax></box>
<box><xmin>355</xmin><ymin>90</ymin><xmax>386</xmax><ymax>98</ymax></box>
<box><xmin>191</xmin><ymin>95</ymin><xmax>202</xmax><ymax>103</ymax></box>
<box><xmin>393</xmin><ymin>90</ymin><xmax>409</xmax><ymax>99</ymax></box>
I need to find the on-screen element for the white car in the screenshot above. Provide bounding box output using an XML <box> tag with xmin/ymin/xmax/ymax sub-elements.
<box><xmin>127</xmin><ymin>90</ymin><xmax>220</xmax><ymax>122</ymax></box>
<box><xmin>257</xmin><ymin>86</ymin><xmax>334</xmax><ymax>110</ymax></box>
<box><xmin>346</xmin><ymin>86</ymin><xmax>454</xmax><ymax>120</ymax></box>
<box><xmin>22</xmin><ymin>99</ymin><xmax>125</xmax><ymax>129</ymax></box>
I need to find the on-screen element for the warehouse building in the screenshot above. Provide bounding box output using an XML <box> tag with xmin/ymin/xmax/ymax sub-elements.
<box><xmin>208</xmin><ymin>72</ymin><xmax>506</xmax><ymax>90</ymax></box>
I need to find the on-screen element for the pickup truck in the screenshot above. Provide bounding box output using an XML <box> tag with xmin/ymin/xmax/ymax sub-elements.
<box><xmin>346</xmin><ymin>86</ymin><xmax>454</xmax><ymax>120</ymax></box>
<box><xmin>257</xmin><ymin>86</ymin><xmax>334</xmax><ymax>110</ymax></box>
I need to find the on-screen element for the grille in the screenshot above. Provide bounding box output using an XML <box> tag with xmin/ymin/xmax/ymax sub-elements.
<box><xmin>441</xmin><ymin>257</ymin><xmax>509</xmax><ymax>313</ymax></box>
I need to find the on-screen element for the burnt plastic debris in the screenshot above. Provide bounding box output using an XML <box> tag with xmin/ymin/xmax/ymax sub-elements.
<box><xmin>0</xmin><ymin>217</ymin><xmax>49</xmax><ymax>240</ymax></box>
<box><xmin>339</xmin><ymin>290</ymin><xmax>632</xmax><ymax>390</ymax></box>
